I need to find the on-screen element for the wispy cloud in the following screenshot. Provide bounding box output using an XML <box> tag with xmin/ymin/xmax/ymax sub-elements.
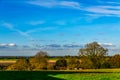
<box><xmin>27</xmin><ymin>0</ymin><xmax>81</xmax><ymax>9</ymax></box>
<box><xmin>98</xmin><ymin>0</ymin><xmax>120</xmax><ymax>5</ymax></box>
<box><xmin>26</xmin><ymin>27</ymin><xmax>56</xmax><ymax>34</ymax></box>
<box><xmin>2</xmin><ymin>22</ymin><xmax>13</xmax><ymax>29</ymax></box>
<box><xmin>1</xmin><ymin>22</ymin><xmax>32</xmax><ymax>40</ymax></box>
<box><xmin>0</xmin><ymin>43</ymin><xmax>16</xmax><ymax>47</ymax></box>
<box><xmin>85</xmin><ymin>6</ymin><xmax>120</xmax><ymax>16</ymax></box>
<box><xmin>59</xmin><ymin>1</ymin><xmax>81</xmax><ymax>9</ymax></box>
<box><xmin>2</xmin><ymin>22</ymin><xmax>30</xmax><ymax>37</ymax></box>
<box><xmin>98</xmin><ymin>42</ymin><xmax>115</xmax><ymax>47</ymax></box>
<box><xmin>26</xmin><ymin>0</ymin><xmax>120</xmax><ymax>17</ymax></box>
<box><xmin>1</xmin><ymin>22</ymin><xmax>56</xmax><ymax>39</ymax></box>
<box><xmin>14</xmin><ymin>29</ymin><xmax>30</xmax><ymax>37</ymax></box>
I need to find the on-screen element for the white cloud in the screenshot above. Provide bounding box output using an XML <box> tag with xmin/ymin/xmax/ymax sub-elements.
<box><xmin>27</xmin><ymin>0</ymin><xmax>56</xmax><ymax>8</ymax></box>
<box><xmin>85</xmin><ymin>6</ymin><xmax>120</xmax><ymax>16</ymax></box>
<box><xmin>98</xmin><ymin>42</ymin><xmax>115</xmax><ymax>47</ymax></box>
<box><xmin>0</xmin><ymin>43</ymin><xmax>16</xmax><ymax>47</ymax></box>
<box><xmin>102</xmin><ymin>43</ymin><xmax>113</xmax><ymax>46</ymax></box>
<box><xmin>0</xmin><ymin>44</ymin><xmax>7</xmax><ymax>47</ymax></box>
<box><xmin>98</xmin><ymin>6</ymin><xmax>120</xmax><ymax>9</ymax></box>
<box><xmin>27</xmin><ymin>0</ymin><xmax>81</xmax><ymax>9</ymax></box>
<box><xmin>59</xmin><ymin>1</ymin><xmax>81</xmax><ymax>9</ymax></box>
<box><xmin>8</xmin><ymin>43</ymin><xmax>16</xmax><ymax>47</ymax></box>
<box><xmin>26</xmin><ymin>0</ymin><xmax>120</xmax><ymax>17</ymax></box>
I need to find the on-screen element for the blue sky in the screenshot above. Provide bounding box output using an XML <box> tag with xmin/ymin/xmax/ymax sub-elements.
<box><xmin>0</xmin><ymin>0</ymin><xmax>120</xmax><ymax>56</ymax></box>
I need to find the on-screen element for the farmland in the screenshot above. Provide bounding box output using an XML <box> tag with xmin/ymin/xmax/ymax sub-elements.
<box><xmin>0</xmin><ymin>70</ymin><xmax>120</xmax><ymax>80</ymax></box>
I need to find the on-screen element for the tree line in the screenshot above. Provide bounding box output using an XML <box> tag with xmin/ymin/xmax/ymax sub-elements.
<box><xmin>0</xmin><ymin>42</ymin><xmax>120</xmax><ymax>70</ymax></box>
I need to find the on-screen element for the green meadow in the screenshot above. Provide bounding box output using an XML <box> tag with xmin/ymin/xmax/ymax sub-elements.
<box><xmin>50</xmin><ymin>72</ymin><xmax>120</xmax><ymax>80</ymax></box>
<box><xmin>0</xmin><ymin>69</ymin><xmax>120</xmax><ymax>80</ymax></box>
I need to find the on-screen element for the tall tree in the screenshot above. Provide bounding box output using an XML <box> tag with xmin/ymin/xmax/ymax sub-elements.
<box><xmin>78</xmin><ymin>42</ymin><xmax>108</xmax><ymax>69</ymax></box>
<box><xmin>78</xmin><ymin>42</ymin><xmax>108</xmax><ymax>57</ymax></box>
<box><xmin>30</xmin><ymin>51</ymin><xmax>48</xmax><ymax>70</ymax></box>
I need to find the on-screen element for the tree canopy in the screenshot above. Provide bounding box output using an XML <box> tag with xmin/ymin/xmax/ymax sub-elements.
<box><xmin>30</xmin><ymin>51</ymin><xmax>48</xmax><ymax>70</ymax></box>
<box><xmin>78</xmin><ymin>42</ymin><xmax>108</xmax><ymax>69</ymax></box>
<box><xmin>55</xmin><ymin>58</ymin><xmax>67</xmax><ymax>70</ymax></box>
<box><xmin>110</xmin><ymin>54</ymin><xmax>120</xmax><ymax>68</ymax></box>
<box><xmin>78</xmin><ymin>42</ymin><xmax>108</xmax><ymax>57</ymax></box>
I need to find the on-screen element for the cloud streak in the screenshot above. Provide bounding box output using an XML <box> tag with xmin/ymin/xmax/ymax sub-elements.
<box><xmin>27</xmin><ymin>0</ymin><xmax>81</xmax><ymax>9</ymax></box>
<box><xmin>0</xmin><ymin>43</ymin><xmax>16</xmax><ymax>47</ymax></box>
<box><xmin>98</xmin><ymin>42</ymin><xmax>116</xmax><ymax>47</ymax></box>
<box><xmin>26</xmin><ymin>0</ymin><xmax>120</xmax><ymax>17</ymax></box>
<box><xmin>1</xmin><ymin>22</ymin><xmax>56</xmax><ymax>39</ymax></box>
<box><xmin>2</xmin><ymin>22</ymin><xmax>13</xmax><ymax>29</ymax></box>
<box><xmin>26</xmin><ymin>27</ymin><xmax>56</xmax><ymax>34</ymax></box>
<box><xmin>2</xmin><ymin>22</ymin><xmax>31</xmax><ymax>39</ymax></box>
<box><xmin>85</xmin><ymin>6</ymin><xmax>120</xmax><ymax>16</ymax></box>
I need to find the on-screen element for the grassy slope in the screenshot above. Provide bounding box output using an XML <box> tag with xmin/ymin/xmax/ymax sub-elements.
<box><xmin>51</xmin><ymin>72</ymin><xmax>120</xmax><ymax>80</ymax></box>
<box><xmin>0</xmin><ymin>70</ymin><xmax>120</xmax><ymax>80</ymax></box>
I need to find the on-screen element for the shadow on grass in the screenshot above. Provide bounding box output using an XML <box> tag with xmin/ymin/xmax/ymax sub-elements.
<box><xmin>0</xmin><ymin>71</ymin><xmax>114</xmax><ymax>80</ymax></box>
<box><xmin>0</xmin><ymin>71</ymin><xmax>65</xmax><ymax>80</ymax></box>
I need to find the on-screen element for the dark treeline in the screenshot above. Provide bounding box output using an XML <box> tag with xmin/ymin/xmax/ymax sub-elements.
<box><xmin>0</xmin><ymin>42</ymin><xmax>120</xmax><ymax>71</ymax></box>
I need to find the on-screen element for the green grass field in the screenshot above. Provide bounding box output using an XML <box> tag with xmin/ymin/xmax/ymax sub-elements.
<box><xmin>0</xmin><ymin>69</ymin><xmax>120</xmax><ymax>80</ymax></box>
<box><xmin>50</xmin><ymin>72</ymin><xmax>120</xmax><ymax>80</ymax></box>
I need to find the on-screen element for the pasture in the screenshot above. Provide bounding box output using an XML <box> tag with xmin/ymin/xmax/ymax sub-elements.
<box><xmin>0</xmin><ymin>69</ymin><xmax>120</xmax><ymax>80</ymax></box>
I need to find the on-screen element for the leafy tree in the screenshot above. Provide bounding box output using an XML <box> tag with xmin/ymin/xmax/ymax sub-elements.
<box><xmin>101</xmin><ymin>61</ymin><xmax>110</xmax><ymax>68</ymax></box>
<box><xmin>55</xmin><ymin>58</ymin><xmax>67</xmax><ymax>70</ymax></box>
<box><xmin>47</xmin><ymin>64</ymin><xmax>55</xmax><ymax>70</ymax></box>
<box><xmin>78</xmin><ymin>42</ymin><xmax>108</xmax><ymax>69</ymax></box>
<box><xmin>67</xmin><ymin>58</ymin><xmax>80</xmax><ymax>70</ymax></box>
<box><xmin>7</xmin><ymin>64</ymin><xmax>16</xmax><ymax>70</ymax></box>
<box><xmin>78</xmin><ymin>42</ymin><xmax>108</xmax><ymax>57</ymax></box>
<box><xmin>30</xmin><ymin>51</ymin><xmax>48</xmax><ymax>70</ymax></box>
<box><xmin>80</xmin><ymin>57</ymin><xmax>94</xmax><ymax>69</ymax></box>
<box><xmin>7</xmin><ymin>58</ymin><xmax>30</xmax><ymax>70</ymax></box>
<box><xmin>110</xmin><ymin>54</ymin><xmax>120</xmax><ymax>68</ymax></box>
<box><xmin>100</xmin><ymin>57</ymin><xmax>111</xmax><ymax>68</ymax></box>
<box><xmin>34</xmin><ymin>51</ymin><xmax>48</xmax><ymax>58</ymax></box>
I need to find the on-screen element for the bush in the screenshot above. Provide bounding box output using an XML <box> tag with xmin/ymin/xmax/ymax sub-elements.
<box><xmin>55</xmin><ymin>58</ymin><xmax>67</xmax><ymax>70</ymax></box>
